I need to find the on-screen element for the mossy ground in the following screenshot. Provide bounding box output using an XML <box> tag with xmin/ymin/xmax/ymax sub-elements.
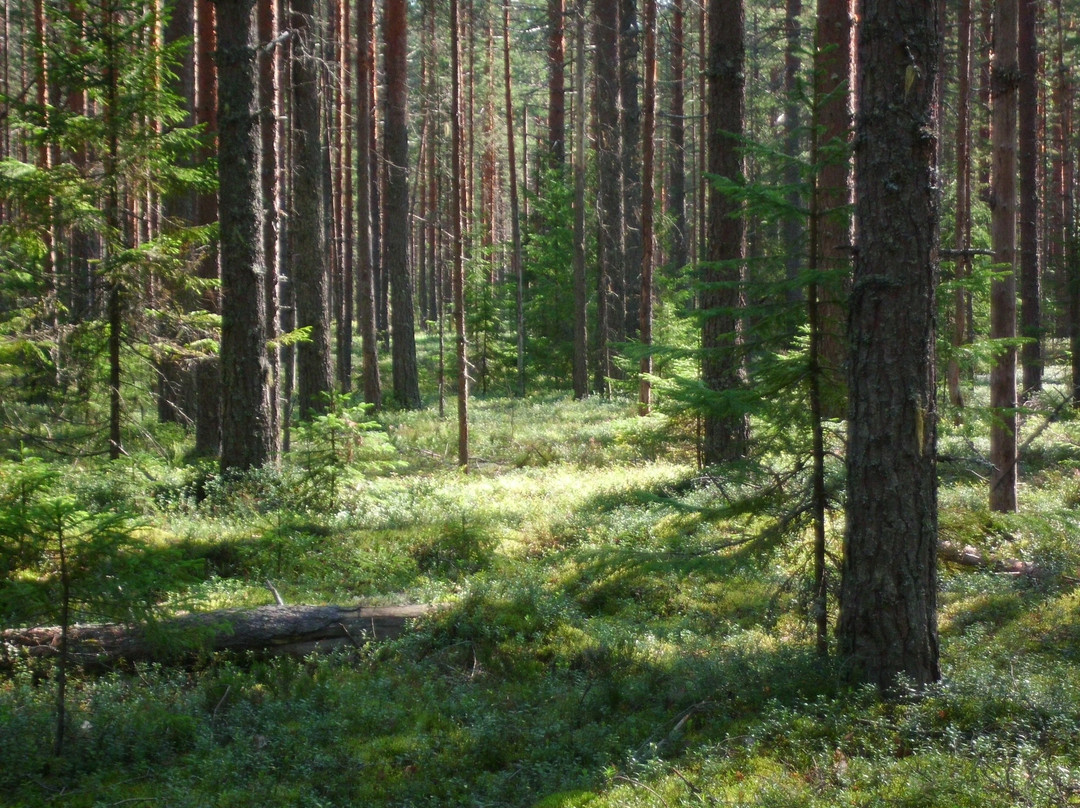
<box><xmin>3</xmin><ymin>384</ymin><xmax>1080</xmax><ymax>807</ymax></box>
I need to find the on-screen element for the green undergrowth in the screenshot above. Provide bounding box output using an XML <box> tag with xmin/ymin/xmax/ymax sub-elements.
<box><xmin>4</xmin><ymin>392</ymin><xmax>1080</xmax><ymax>806</ymax></box>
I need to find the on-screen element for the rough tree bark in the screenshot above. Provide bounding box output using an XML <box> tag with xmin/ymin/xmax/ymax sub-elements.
<box><xmin>812</xmin><ymin>0</ymin><xmax>853</xmax><ymax>418</ymax></box>
<box><xmin>990</xmin><ymin>0</ymin><xmax>1018</xmax><ymax>512</ymax></box>
<box><xmin>638</xmin><ymin>0</ymin><xmax>656</xmax><ymax>414</ymax></box>
<box><xmin>1017</xmin><ymin>0</ymin><xmax>1040</xmax><ymax>397</ymax></box>
<box><xmin>571</xmin><ymin>0</ymin><xmax>589</xmax><ymax>399</ymax></box>
<box><xmin>547</xmin><ymin>0</ymin><xmax>565</xmax><ymax>165</ymax></box>
<box><xmin>947</xmin><ymin>0</ymin><xmax>973</xmax><ymax>411</ymax></box>
<box><xmin>620</xmin><ymin>0</ymin><xmax>641</xmax><ymax>341</ymax></box>
<box><xmin>258</xmin><ymin>0</ymin><xmax>280</xmax><ymax>452</ymax></box>
<box><xmin>290</xmin><ymin>0</ymin><xmax>333</xmax><ymax>419</ymax></box>
<box><xmin>355</xmin><ymin>0</ymin><xmax>382</xmax><ymax>410</ymax></box>
<box><xmin>384</xmin><ymin>0</ymin><xmax>422</xmax><ymax>410</ymax></box>
<box><xmin>701</xmin><ymin>0</ymin><xmax>748</xmax><ymax>464</ymax></box>
<box><xmin>217</xmin><ymin>0</ymin><xmax>276</xmax><ymax>472</ymax></box>
<box><xmin>451</xmin><ymin>0</ymin><xmax>468</xmax><ymax>466</ymax></box>
<box><xmin>837</xmin><ymin>0</ymin><xmax>941</xmax><ymax>691</ymax></box>
<box><xmin>665</xmin><ymin>0</ymin><xmax>688</xmax><ymax>276</ymax></box>
<box><xmin>782</xmin><ymin>0</ymin><xmax>802</xmax><ymax>305</ymax></box>
<box><xmin>193</xmin><ymin>0</ymin><xmax>221</xmax><ymax>457</ymax></box>
<box><xmin>503</xmin><ymin>0</ymin><xmax>525</xmax><ymax>396</ymax></box>
<box><xmin>594</xmin><ymin>0</ymin><xmax>620</xmax><ymax>392</ymax></box>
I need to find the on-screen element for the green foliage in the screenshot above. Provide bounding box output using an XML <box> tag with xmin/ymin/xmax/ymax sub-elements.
<box><xmin>0</xmin><ymin>0</ymin><xmax>211</xmax><ymax>455</ymax></box>
<box><xmin>0</xmin><ymin>455</ymin><xmax>169</xmax><ymax>629</ymax></box>
<box><xmin>522</xmin><ymin>169</ymin><xmax>579</xmax><ymax>383</ymax></box>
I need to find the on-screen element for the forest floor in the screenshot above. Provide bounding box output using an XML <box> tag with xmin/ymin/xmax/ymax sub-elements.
<box><xmin>4</xmin><ymin>375</ymin><xmax>1080</xmax><ymax>806</ymax></box>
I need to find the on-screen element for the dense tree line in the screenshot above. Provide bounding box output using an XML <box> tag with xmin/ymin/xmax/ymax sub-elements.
<box><xmin>2</xmin><ymin>0</ymin><xmax>1079</xmax><ymax>690</ymax></box>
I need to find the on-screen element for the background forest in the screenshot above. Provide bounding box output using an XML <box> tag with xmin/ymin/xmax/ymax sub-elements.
<box><xmin>4</xmin><ymin>0</ymin><xmax>1080</xmax><ymax>804</ymax></box>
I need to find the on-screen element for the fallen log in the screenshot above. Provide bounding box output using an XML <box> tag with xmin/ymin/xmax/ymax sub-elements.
<box><xmin>1</xmin><ymin>604</ymin><xmax>435</xmax><ymax>668</ymax></box>
<box><xmin>938</xmin><ymin>540</ymin><xmax>1042</xmax><ymax>577</ymax></box>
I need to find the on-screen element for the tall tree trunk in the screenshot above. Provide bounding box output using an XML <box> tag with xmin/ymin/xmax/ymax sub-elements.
<box><xmin>594</xmin><ymin>0</ymin><xmax>620</xmax><ymax>392</ymax></box>
<box><xmin>158</xmin><ymin>0</ymin><xmax>195</xmax><ymax>425</ymax></box>
<box><xmin>837</xmin><ymin>0</ymin><xmax>941</xmax><ymax>692</ymax></box>
<box><xmin>638</xmin><ymin>0</ymin><xmax>656</xmax><ymax>414</ymax></box>
<box><xmin>194</xmin><ymin>0</ymin><xmax>220</xmax><ymax>457</ymax></box>
<box><xmin>1017</xmin><ymin>0</ymin><xmax>1040</xmax><ymax>396</ymax></box>
<box><xmin>571</xmin><ymin>0</ymin><xmax>589</xmax><ymax>399</ymax></box>
<box><xmin>279</xmin><ymin>31</ymin><xmax>295</xmax><ymax>451</ymax></box>
<box><xmin>217</xmin><ymin>0</ymin><xmax>276</xmax><ymax>472</ymax></box>
<box><xmin>990</xmin><ymin>0</ymin><xmax>1018</xmax><ymax>513</ymax></box>
<box><xmin>620</xmin><ymin>0</ymin><xmax>641</xmax><ymax>341</ymax></box>
<box><xmin>666</xmin><ymin>0</ymin><xmax>687</xmax><ymax>276</ymax></box>
<box><xmin>290</xmin><ymin>0</ymin><xmax>332</xmax><ymax>418</ymax></box>
<box><xmin>503</xmin><ymin>0</ymin><xmax>525</xmax><ymax>396</ymax></box>
<box><xmin>258</xmin><ymin>0</ymin><xmax>280</xmax><ymax>452</ymax></box>
<box><xmin>451</xmin><ymin>0</ymin><xmax>468</xmax><ymax>466</ymax></box>
<box><xmin>782</xmin><ymin>0</ymin><xmax>802</xmax><ymax>305</ymax></box>
<box><xmin>103</xmin><ymin>0</ymin><xmax>123</xmax><ymax>460</ymax></box>
<box><xmin>547</xmin><ymin>0</ymin><xmax>565</xmax><ymax>166</ymax></box>
<box><xmin>812</xmin><ymin>0</ymin><xmax>852</xmax><ymax>419</ymax></box>
<box><xmin>338</xmin><ymin>0</ymin><xmax>354</xmax><ymax>393</ymax></box>
<box><xmin>948</xmin><ymin>0</ymin><xmax>973</xmax><ymax>411</ymax></box>
<box><xmin>701</xmin><ymin>0</ymin><xmax>748</xmax><ymax>464</ymax></box>
<box><xmin>355</xmin><ymin>0</ymin><xmax>381</xmax><ymax>409</ymax></box>
<box><xmin>384</xmin><ymin>0</ymin><xmax>421</xmax><ymax>409</ymax></box>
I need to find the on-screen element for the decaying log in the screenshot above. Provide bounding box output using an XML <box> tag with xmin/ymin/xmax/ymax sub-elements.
<box><xmin>1</xmin><ymin>604</ymin><xmax>435</xmax><ymax>667</ymax></box>
<box><xmin>938</xmin><ymin>540</ymin><xmax>1042</xmax><ymax>577</ymax></box>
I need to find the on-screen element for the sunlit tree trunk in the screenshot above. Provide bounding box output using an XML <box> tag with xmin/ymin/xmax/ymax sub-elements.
<box><xmin>451</xmin><ymin>0</ymin><xmax>468</xmax><ymax>465</ymax></box>
<box><xmin>1017</xmin><ymin>0</ymin><xmax>1040</xmax><ymax>396</ymax></box>
<box><xmin>290</xmin><ymin>0</ymin><xmax>332</xmax><ymax>418</ymax></box>
<box><xmin>948</xmin><ymin>0</ymin><xmax>973</xmax><ymax>411</ymax></box>
<box><xmin>594</xmin><ymin>0</ymin><xmax>619</xmax><ymax>392</ymax></box>
<box><xmin>503</xmin><ymin>0</ymin><xmax>524</xmax><ymax>395</ymax></box>
<box><xmin>620</xmin><ymin>0</ymin><xmax>641</xmax><ymax>341</ymax></box>
<box><xmin>639</xmin><ymin>0</ymin><xmax>656</xmax><ymax>414</ymax></box>
<box><xmin>571</xmin><ymin>0</ymin><xmax>589</xmax><ymax>399</ymax></box>
<box><xmin>218</xmin><ymin>0</ymin><xmax>276</xmax><ymax>471</ymax></box>
<box><xmin>337</xmin><ymin>0</ymin><xmax>354</xmax><ymax>393</ymax></box>
<box><xmin>384</xmin><ymin>0</ymin><xmax>421</xmax><ymax>409</ymax></box>
<box><xmin>258</xmin><ymin>0</ymin><xmax>280</xmax><ymax>450</ymax></box>
<box><xmin>355</xmin><ymin>0</ymin><xmax>381</xmax><ymax>409</ymax></box>
<box><xmin>990</xmin><ymin>0</ymin><xmax>1018</xmax><ymax>513</ymax></box>
<box><xmin>193</xmin><ymin>0</ymin><xmax>220</xmax><ymax>456</ymax></box>
<box><xmin>838</xmin><ymin>0</ymin><xmax>941</xmax><ymax>691</ymax></box>
<box><xmin>158</xmin><ymin>0</ymin><xmax>194</xmax><ymax>424</ymax></box>
<box><xmin>781</xmin><ymin>0</ymin><xmax>802</xmax><ymax>305</ymax></box>
<box><xmin>547</xmin><ymin>0</ymin><xmax>565</xmax><ymax>166</ymax></box>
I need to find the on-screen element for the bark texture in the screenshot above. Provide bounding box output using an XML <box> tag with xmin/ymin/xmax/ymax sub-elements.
<box><xmin>290</xmin><ymin>0</ymin><xmax>333</xmax><ymax>418</ymax></box>
<box><xmin>355</xmin><ymin>0</ymin><xmax>382</xmax><ymax>409</ymax></box>
<box><xmin>1017</xmin><ymin>0</ymin><xmax>1040</xmax><ymax>396</ymax></box>
<box><xmin>837</xmin><ymin>0</ymin><xmax>941</xmax><ymax>690</ymax></box>
<box><xmin>990</xmin><ymin>0</ymin><xmax>1018</xmax><ymax>512</ymax></box>
<box><xmin>812</xmin><ymin>0</ymin><xmax>853</xmax><ymax>418</ymax></box>
<box><xmin>594</xmin><ymin>0</ymin><xmax>620</xmax><ymax>391</ymax></box>
<box><xmin>665</xmin><ymin>0</ymin><xmax>687</xmax><ymax>276</ymax></box>
<box><xmin>701</xmin><ymin>0</ymin><xmax>748</xmax><ymax>464</ymax></box>
<box><xmin>217</xmin><ymin>0</ymin><xmax>276</xmax><ymax>472</ymax></box>
<box><xmin>571</xmin><ymin>0</ymin><xmax>589</xmax><ymax>399</ymax></box>
<box><xmin>620</xmin><ymin>0</ymin><xmax>641</xmax><ymax>340</ymax></box>
<box><xmin>384</xmin><ymin>0</ymin><xmax>422</xmax><ymax>410</ymax></box>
